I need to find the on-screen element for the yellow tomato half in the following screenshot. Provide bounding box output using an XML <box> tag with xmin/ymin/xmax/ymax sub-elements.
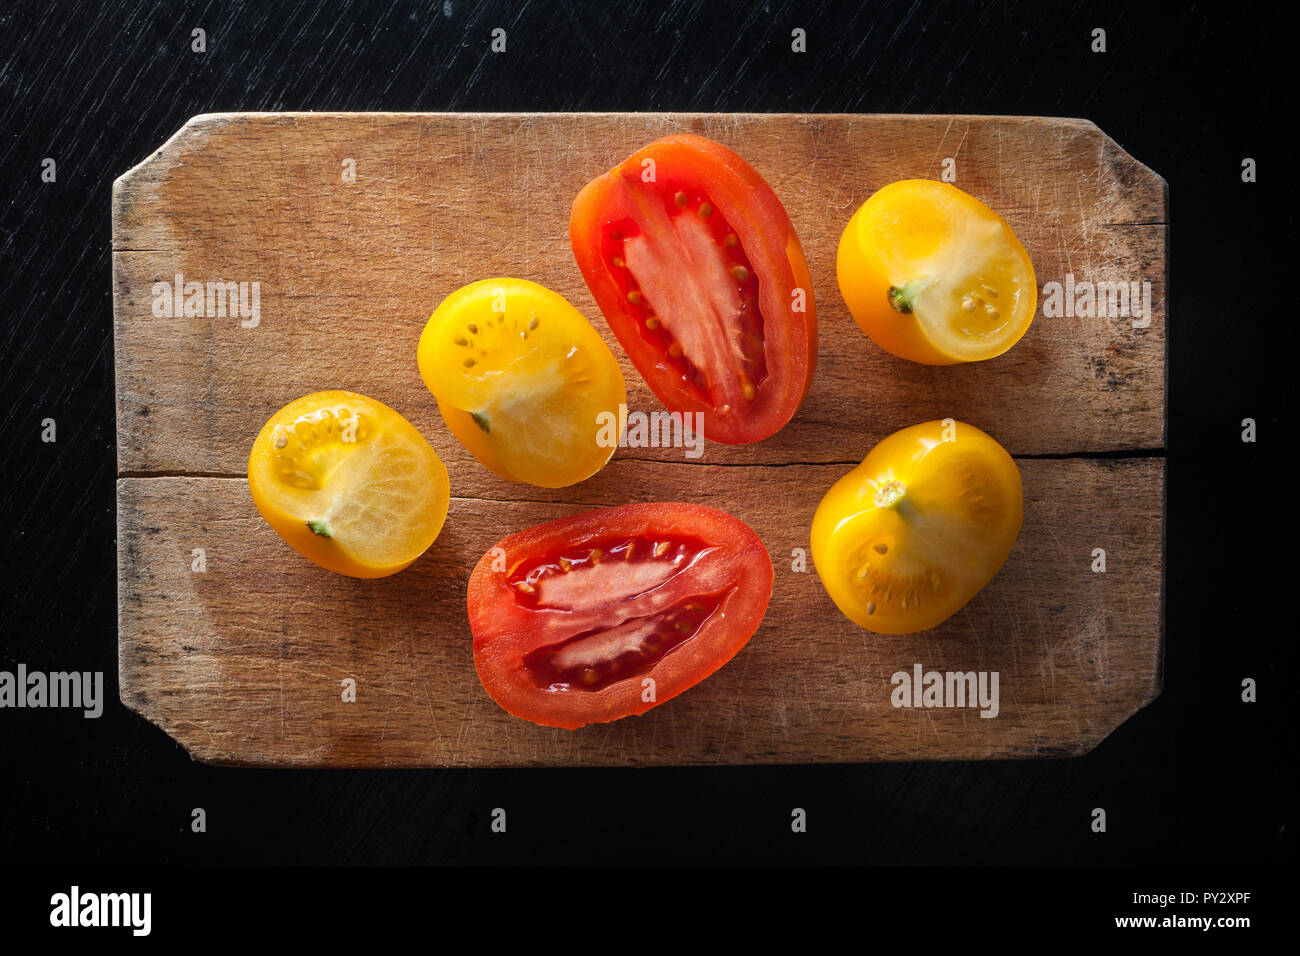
<box><xmin>417</xmin><ymin>278</ymin><xmax>626</xmax><ymax>488</ymax></box>
<box><xmin>248</xmin><ymin>391</ymin><xmax>450</xmax><ymax>578</ymax></box>
<box><xmin>811</xmin><ymin>420</ymin><xmax>1022</xmax><ymax>634</ymax></box>
<box><xmin>837</xmin><ymin>180</ymin><xmax>1036</xmax><ymax>364</ymax></box>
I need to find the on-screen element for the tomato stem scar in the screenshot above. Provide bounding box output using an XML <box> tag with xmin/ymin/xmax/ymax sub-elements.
<box><xmin>471</xmin><ymin>412</ymin><xmax>491</xmax><ymax>434</ymax></box>
<box><xmin>874</xmin><ymin>480</ymin><xmax>906</xmax><ymax>508</ymax></box>
<box><xmin>307</xmin><ymin>519</ymin><xmax>332</xmax><ymax>539</ymax></box>
<box><xmin>887</xmin><ymin>279</ymin><xmax>930</xmax><ymax>315</ymax></box>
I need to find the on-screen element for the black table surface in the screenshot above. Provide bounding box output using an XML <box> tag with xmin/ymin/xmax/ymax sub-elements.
<box><xmin>0</xmin><ymin>0</ymin><xmax>1292</xmax><ymax>867</ymax></box>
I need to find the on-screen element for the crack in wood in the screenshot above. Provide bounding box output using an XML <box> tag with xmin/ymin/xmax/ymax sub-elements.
<box><xmin>116</xmin><ymin>447</ymin><xmax>1168</xmax><ymax>482</ymax></box>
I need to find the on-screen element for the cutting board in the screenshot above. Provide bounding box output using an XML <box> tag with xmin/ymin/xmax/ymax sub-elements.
<box><xmin>112</xmin><ymin>112</ymin><xmax>1167</xmax><ymax>767</ymax></box>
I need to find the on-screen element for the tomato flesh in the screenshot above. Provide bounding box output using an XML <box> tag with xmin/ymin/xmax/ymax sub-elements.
<box><xmin>508</xmin><ymin>534</ymin><xmax>720</xmax><ymax>691</ymax></box>
<box><xmin>468</xmin><ymin>504</ymin><xmax>773</xmax><ymax>729</ymax></box>
<box><xmin>247</xmin><ymin>391</ymin><xmax>450</xmax><ymax>579</ymax></box>
<box><xmin>571</xmin><ymin>134</ymin><xmax>816</xmax><ymax>445</ymax></box>
<box><xmin>602</xmin><ymin>180</ymin><xmax>768</xmax><ymax>407</ymax></box>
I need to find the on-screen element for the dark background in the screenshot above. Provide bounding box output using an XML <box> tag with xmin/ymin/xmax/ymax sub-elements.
<box><xmin>0</xmin><ymin>0</ymin><xmax>1292</xmax><ymax>868</ymax></box>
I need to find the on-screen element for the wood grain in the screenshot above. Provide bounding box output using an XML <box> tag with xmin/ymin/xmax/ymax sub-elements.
<box><xmin>113</xmin><ymin>112</ymin><xmax>1167</xmax><ymax>482</ymax></box>
<box><xmin>112</xmin><ymin>112</ymin><xmax>1167</xmax><ymax>766</ymax></box>
<box><xmin>118</xmin><ymin>458</ymin><xmax>1163</xmax><ymax>767</ymax></box>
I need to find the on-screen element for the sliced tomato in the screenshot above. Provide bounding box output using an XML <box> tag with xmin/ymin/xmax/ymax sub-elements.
<box><xmin>467</xmin><ymin>502</ymin><xmax>773</xmax><ymax>729</ymax></box>
<box><xmin>570</xmin><ymin>134</ymin><xmax>816</xmax><ymax>445</ymax></box>
<box><xmin>417</xmin><ymin>278</ymin><xmax>626</xmax><ymax>488</ymax></box>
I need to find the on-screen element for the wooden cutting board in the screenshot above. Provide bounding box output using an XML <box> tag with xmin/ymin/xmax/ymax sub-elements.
<box><xmin>113</xmin><ymin>112</ymin><xmax>1167</xmax><ymax>767</ymax></box>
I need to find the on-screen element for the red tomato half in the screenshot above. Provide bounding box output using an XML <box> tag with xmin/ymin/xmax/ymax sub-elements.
<box><xmin>570</xmin><ymin>134</ymin><xmax>817</xmax><ymax>445</ymax></box>
<box><xmin>467</xmin><ymin>502</ymin><xmax>773</xmax><ymax>729</ymax></box>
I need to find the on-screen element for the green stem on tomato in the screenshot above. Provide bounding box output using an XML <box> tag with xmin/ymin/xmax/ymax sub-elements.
<box><xmin>887</xmin><ymin>278</ymin><xmax>931</xmax><ymax>315</ymax></box>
